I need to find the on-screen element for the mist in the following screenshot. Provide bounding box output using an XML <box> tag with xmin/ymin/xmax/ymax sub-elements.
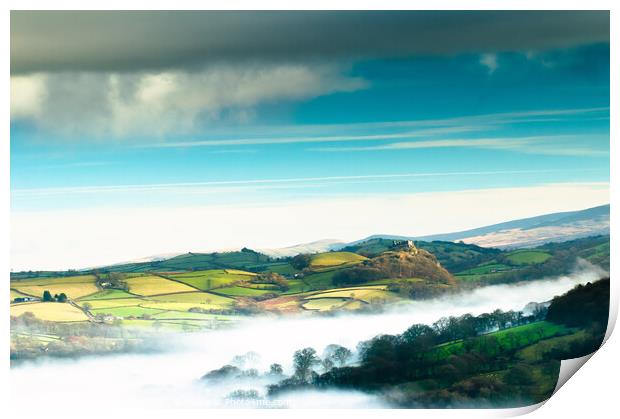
<box><xmin>11</xmin><ymin>264</ymin><xmax>605</xmax><ymax>409</ymax></box>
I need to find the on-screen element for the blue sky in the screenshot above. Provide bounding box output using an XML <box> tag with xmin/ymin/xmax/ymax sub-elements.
<box><xmin>10</xmin><ymin>11</ymin><xmax>610</xmax><ymax>270</ymax></box>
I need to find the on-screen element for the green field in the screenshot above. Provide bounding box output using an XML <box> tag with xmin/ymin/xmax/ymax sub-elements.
<box><xmin>456</xmin><ymin>263</ymin><xmax>512</xmax><ymax>276</ymax></box>
<box><xmin>79</xmin><ymin>298</ymin><xmax>145</xmax><ymax>310</ymax></box>
<box><xmin>453</xmin><ymin>272</ymin><xmax>506</xmax><ymax>282</ymax></box>
<box><xmin>264</xmin><ymin>263</ymin><xmax>298</xmax><ymax>275</ymax></box>
<box><xmin>505</xmin><ymin>250</ymin><xmax>551</xmax><ymax>265</ymax></box>
<box><xmin>517</xmin><ymin>330</ymin><xmax>587</xmax><ymax>362</ymax></box>
<box><xmin>106</xmin><ymin>250</ymin><xmax>275</xmax><ymax>273</ymax></box>
<box><xmin>167</xmin><ymin>269</ymin><xmax>255</xmax><ymax>291</ymax></box>
<box><xmin>303</xmin><ymin>269</ymin><xmax>341</xmax><ymax>289</ymax></box>
<box><xmin>310</xmin><ymin>252</ymin><xmax>367</xmax><ymax>269</ymax></box>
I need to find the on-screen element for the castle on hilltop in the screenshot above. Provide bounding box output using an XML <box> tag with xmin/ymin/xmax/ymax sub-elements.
<box><xmin>391</xmin><ymin>240</ymin><xmax>416</xmax><ymax>251</ymax></box>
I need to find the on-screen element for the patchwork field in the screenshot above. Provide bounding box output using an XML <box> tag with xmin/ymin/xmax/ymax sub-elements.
<box><xmin>12</xmin><ymin>235</ymin><xmax>602</xmax><ymax>328</ymax></box>
<box><xmin>10</xmin><ymin>302</ymin><xmax>89</xmax><ymax>322</ymax></box>
<box><xmin>505</xmin><ymin>250</ymin><xmax>551</xmax><ymax>265</ymax></box>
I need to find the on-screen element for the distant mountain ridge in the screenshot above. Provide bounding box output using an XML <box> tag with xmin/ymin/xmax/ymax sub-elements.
<box><xmin>351</xmin><ymin>204</ymin><xmax>609</xmax><ymax>250</ymax></box>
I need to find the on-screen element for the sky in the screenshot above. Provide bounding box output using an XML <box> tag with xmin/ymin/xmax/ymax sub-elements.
<box><xmin>10</xmin><ymin>11</ymin><xmax>610</xmax><ymax>271</ymax></box>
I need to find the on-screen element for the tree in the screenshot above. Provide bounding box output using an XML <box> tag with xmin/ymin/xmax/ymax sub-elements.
<box><xmin>42</xmin><ymin>290</ymin><xmax>53</xmax><ymax>302</ymax></box>
<box><xmin>108</xmin><ymin>272</ymin><xmax>128</xmax><ymax>290</ymax></box>
<box><xmin>291</xmin><ymin>254</ymin><xmax>312</xmax><ymax>270</ymax></box>
<box><xmin>323</xmin><ymin>344</ymin><xmax>353</xmax><ymax>367</ymax></box>
<box><xmin>269</xmin><ymin>363</ymin><xmax>284</xmax><ymax>376</ymax></box>
<box><xmin>57</xmin><ymin>293</ymin><xmax>68</xmax><ymax>303</ymax></box>
<box><xmin>293</xmin><ymin>347</ymin><xmax>319</xmax><ymax>382</ymax></box>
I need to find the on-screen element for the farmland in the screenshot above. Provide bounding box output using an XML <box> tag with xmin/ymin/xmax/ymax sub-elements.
<box><xmin>10</xmin><ymin>272</ymin><xmax>242</xmax><ymax>330</ymax></box>
<box><xmin>9</xmin><ymin>235</ymin><xmax>610</xmax><ymax>329</ymax></box>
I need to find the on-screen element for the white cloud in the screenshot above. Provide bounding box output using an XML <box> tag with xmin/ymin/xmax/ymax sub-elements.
<box><xmin>140</xmin><ymin>126</ymin><xmax>485</xmax><ymax>149</ymax></box>
<box><xmin>480</xmin><ymin>53</ymin><xmax>499</xmax><ymax>74</ymax></box>
<box><xmin>10</xmin><ymin>64</ymin><xmax>367</xmax><ymax>137</ymax></box>
<box><xmin>312</xmin><ymin>135</ymin><xmax>608</xmax><ymax>157</ymax></box>
<box><xmin>11</xmin><ymin>182</ymin><xmax>609</xmax><ymax>271</ymax></box>
<box><xmin>10</xmin><ymin>74</ymin><xmax>47</xmax><ymax>119</ymax></box>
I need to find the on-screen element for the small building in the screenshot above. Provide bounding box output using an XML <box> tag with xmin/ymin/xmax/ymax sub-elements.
<box><xmin>13</xmin><ymin>296</ymin><xmax>37</xmax><ymax>303</ymax></box>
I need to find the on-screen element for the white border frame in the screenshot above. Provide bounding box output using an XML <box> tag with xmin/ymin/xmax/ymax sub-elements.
<box><xmin>2</xmin><ymin>3</ymin><xmax>616</xmax><ymax>419</ymax></box>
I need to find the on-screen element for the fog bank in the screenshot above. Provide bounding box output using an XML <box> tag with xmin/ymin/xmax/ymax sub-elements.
<box><xmin>11</xmin><ymin>266</ymin><xmax>604</xmax><ymax>409</ymax></box>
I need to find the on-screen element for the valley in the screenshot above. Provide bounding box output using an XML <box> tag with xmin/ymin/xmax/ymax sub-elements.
<box><xmin>10</xmin><ymin>228</ymin><xmax>610</xmax><ymax>361</ymax></box>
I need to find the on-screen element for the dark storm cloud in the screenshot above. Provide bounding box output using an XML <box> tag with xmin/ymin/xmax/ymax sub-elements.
<box><xmin>11</xmin><ymin>10</ymin><xmax>609</xmax><ymax>74</ymax></box>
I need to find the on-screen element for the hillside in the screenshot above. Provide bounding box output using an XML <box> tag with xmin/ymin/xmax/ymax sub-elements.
<box><xmin>10</xmin><ymin>232</ymin><xmax>609</xmax><ymax>331</ymax></box>
<box><xmin>332</xmin><ymin>245</ymin><xmax>455</xmax><ymax>287</ymax></box>
<box><xmin>267</xmin><ymin>277</ymin><xmax>609</xmax><ymax>408</ymax></box>
<box><xmin>341</xmin><ymin>238</ymin><xmax>501</xmax><ymax>272</ymax></box>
